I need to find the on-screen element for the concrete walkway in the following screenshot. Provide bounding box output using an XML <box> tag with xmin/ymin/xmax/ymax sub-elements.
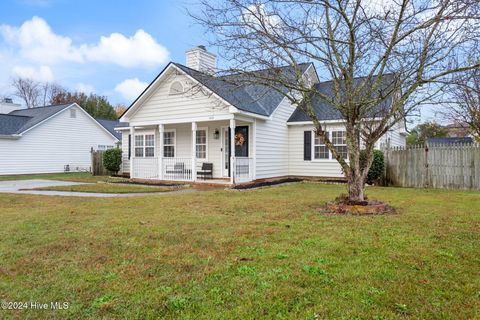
<box><xmin>0</xmin><ymin>179</ymin><xmax>195</xmax><ymax>198</ymax></box>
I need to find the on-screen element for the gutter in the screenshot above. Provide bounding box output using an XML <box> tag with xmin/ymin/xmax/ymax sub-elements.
<box><xmin>0</xmin><ymin>134</ymin><xmax>21</xmax><ymax>140</ymax></box>
<box><xmin>233</xmin><ymin>109</ymin><xmax>270</xmax><ymax>120</ymax></box>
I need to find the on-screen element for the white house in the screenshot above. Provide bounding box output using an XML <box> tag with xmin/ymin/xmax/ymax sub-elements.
<box><xmin>0</xmin><ymin>103</ymin><xmax>119</xmax><ymax>175</ymax></box>
<box><xmin>117</xmin><ymin>46</ymin><xmax>406</xmax><ymax>185</ymax></box>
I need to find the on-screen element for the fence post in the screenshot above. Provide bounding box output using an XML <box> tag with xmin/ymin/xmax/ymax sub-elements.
<box><xmin>424</xmin><ymin>144</ymin><xmax>429</xmax><ymax>188</ymax></box>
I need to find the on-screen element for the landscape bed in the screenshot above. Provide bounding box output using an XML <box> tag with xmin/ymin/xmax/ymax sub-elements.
<box><xmin>0</xmin><ymin>182</ymin><xmax>478</xmax><ymax>319</ymax></box>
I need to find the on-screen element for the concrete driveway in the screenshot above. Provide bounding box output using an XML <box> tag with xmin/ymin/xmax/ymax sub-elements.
<box><xmin>0</xmin><ymin>179</ymin><xmax>193</xmax><ymax>197</ymax></box>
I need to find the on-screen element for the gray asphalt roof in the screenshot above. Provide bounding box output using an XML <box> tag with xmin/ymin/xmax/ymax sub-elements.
<box><xmin>0</xmin><ymin>104</ymin><xmax>122</xmax><ymax>139</ymax></box>
<box><xmin>173</xmin><ymin>62</ymin><xmax>312</xmax><ymax>116</ymax></box>
<box><xmin>288</xmin><ymin>74</ymin><xmax>396</xmax><ymax>122</ymax></box>
<box><xmin>5</xmin><ymin>104</ymin><xmax>73</xmax><ymax>134</ymax></box>
<box><xmin>95</xmin><ymin>118</ymin><xmax>124</xmax><ymax>140</ymax></box>
<box><xmin>0</xmin><ymin>114</ymin><xmax>31</xmax><ymax>135</ymax></box>
<box><xmin>427</xmin><ymin>137</ymin><xmax>474</xmax><ymax>145</ymax></box>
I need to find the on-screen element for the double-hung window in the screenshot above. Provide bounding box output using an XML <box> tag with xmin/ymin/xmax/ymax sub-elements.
<box><xmin>332</xmin><ymin>131</ymin><xmax>348</xmax><ymax>159</ymax></box>
<box><xmin>135</xmin><ymin>135</ymin><xmax>144</xmax><ymax>157</ymax></box>
<box><xmin>314</xmin><ymin>132</ymin><xmax>330</xmax><ymax>159</ymax></box>
<box><xmin>195</xmin><ymin>129</ymin><xmax>207</xmax><ymax>159</ymax></box>
<box><xmin>163</xmin><ymin>131</ymin><xmax>175</xmax><ymax>158</ymax></box>
<box><xmin>145</xmin><ymin>134</ymin><xmax>155</xmax><ymax>157</ymax></box>
<box><xmin>134</xmin><ymin>134</ymin><xmax>155</xmax><ymax>157</ymax></box>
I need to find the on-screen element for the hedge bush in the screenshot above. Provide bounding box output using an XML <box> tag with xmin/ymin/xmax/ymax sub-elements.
<box><xmin>103</xmin><ymin>148</ymin><xmax>122</xmax><ymax>174</ymax></box>
<box><xmin>360</xmin><ymin>149</ymin><xmax>385</xmax><ymax>185</ymax></box>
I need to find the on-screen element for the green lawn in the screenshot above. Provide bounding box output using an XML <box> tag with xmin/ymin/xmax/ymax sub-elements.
<box><xmin>0</xmin><ymin>172</ymin><xmax>122</xmax><ymax>183</ymax></box>
<box><xmin>0</xmin><ymin>183</ymin><xmax>478</xmax><ymax>319</ymax></box>
<box><xmin>28</xmin><ymin>183</ymin><xmax>181</xmax><ymax>194</ymax></box>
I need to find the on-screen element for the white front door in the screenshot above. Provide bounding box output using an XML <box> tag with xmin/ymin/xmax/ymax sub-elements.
<box><xmin>221</xmin><ymin>127</ymin><xmax>230</xmax><ymax>177</ymax></box>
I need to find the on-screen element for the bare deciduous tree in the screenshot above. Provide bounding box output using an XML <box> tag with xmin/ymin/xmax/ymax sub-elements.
<box><xmin>11</xmin><ymin>77</ymin><xmax>65</xmax><ymax>108</ymax></box>
<box><xmin>40</xmin><ymin>82</ymin><xmax>65</xmax><ymax>107</ymax></box>
<box><xmin>190</xmin><ymin>0</ymin><xmax>480</xmax><ymax>202</ymax></box>
<box><xmin>11</xmin><ymin>77</ymin><xmax>41</xmax><ymax>108</ymax></box>
<box><xmin>442</xmin><ymin>67</ymin><xmax>480</xmax><ymax>141</ymax></box>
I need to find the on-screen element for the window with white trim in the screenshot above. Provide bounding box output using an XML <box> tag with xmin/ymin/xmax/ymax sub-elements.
<box><xmin>314</xmin><ymin>132</ymin><xmax>329</xmax><ymax>159</ymax></box>
<box><xmin>195</xmin><ymin>129</ymin><xmax>207</xmax><ymax>159</ymax></box>
<box><xmin>97</xmin><ymin>145</ymin><xmax>114</xmax><ymax>151</ymax></box>
<box><xmin>169</xmin><ymin>81</ymin><xmax>184</xmax><ymax>95</ymax></box>
<box><xmin>135</xmin><ymin>135</ymin><xmax>144</xmax><ymax>157</ymax></box>
<box><xmin>134</xmin><ymin>134</ymin><xmax>155</xmax><ymax>157</ymax></box>
<box><xmin>163</xmin><ymin>131</ymin><xmax>175</xmax><ymax>157</ymax></box>
<box><xmin>145</xmin><ymin>134</ymin><xmax>155</xmax><ymax>157</ymax></box>
<box><xmin>332</xmin><ymin>131</ymin><xmax>348</xmax><ymax>159</ymax></box>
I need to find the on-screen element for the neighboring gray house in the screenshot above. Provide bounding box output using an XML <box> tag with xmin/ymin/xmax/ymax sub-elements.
<box><xmin>117</xmin><ymin>46</ymin><xmax>406</xmax><ymax>184</ymax></box>
<box><xmin>0</xmin><ymin>103</ymin><xmax>119</xmax><ymax>175</ymax></box>
<box><xmin>427</xmin><ymin>137</ymin><xmax>474</xmax><ymax>145</ymax></box>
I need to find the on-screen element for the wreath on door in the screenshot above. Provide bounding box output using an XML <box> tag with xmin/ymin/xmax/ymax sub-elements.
<box><xmin>235</xmin><ymin>132</ymin><xmax>245</xmax><ymax>146</ymax></box>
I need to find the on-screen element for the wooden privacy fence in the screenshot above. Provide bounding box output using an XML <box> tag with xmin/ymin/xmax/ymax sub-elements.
<box><xmin>91</xmin><ymin>149</ymin><xmax>109</xmax><ymax>176</ymax></box>
<box><xmin>383</xmin><ymin>143</ymin><xmax>480</xmax><ymax>190</ymax></box>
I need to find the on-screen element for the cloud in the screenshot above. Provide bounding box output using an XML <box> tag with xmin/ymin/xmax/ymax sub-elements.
<box><xmin>242</xmin><ymin>4</ymin><xmax>281</xmax><ymax>31</ymax></box>
<box><xmin>75</xmin><ymin>83</ymin><xmax>95</xmax><ymax>94</ymax></box>
<box><xmin>0</xmin><ymin>16</ymin><xmax>169</xmax><ymax>68</ymax></box>
<box><xmin>0</xmin><ymin>16</ymin><xmax>82</xmax><ymax>64</ymax></box>
<box><xmin>82</xmin><ymin>30</ymin><xmax>169</xmax><ymax>68</ymax></box>
<box><xmin>115</xmin><ymin>78</ymin><xmax>148</xmax><ymax>101</ymax></box>
<box><xmin>12</xmin><ymin>65</ymin><xmax>54</xmax><ymax>82</ymax></box>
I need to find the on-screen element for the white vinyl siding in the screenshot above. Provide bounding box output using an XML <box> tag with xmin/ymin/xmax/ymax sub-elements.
<box><xmin>120</xmin><ymin>132</ymin><xmax>130</xmax><ymax>173</ymax></box>
<box><xmin>377</xmin><ymin>120</ymin><xmax>407</xmax><ymax>148</ymax></box>
<box><xmin>288</xmin><ymin>124</ymin><xmax>346</xmax><ymax>178</ymax></box>
<box><xmin>0</xmin><ymin>105</ymin><xmax>117</xmax><ymax>175</ymax></box>
<box><xmin>254</xmin><ymin>98</ymin><xmax>294</xmax><ymax>179</ymax></box>
<box><xmin>288</xmin><ymin>122</ymin><xmax>405</xmax><ymax>178</ymax></box>
<box><xmin>127</xmin><ymin>71</ymin><xmax>230</xmax><ymax>124</ymax></box>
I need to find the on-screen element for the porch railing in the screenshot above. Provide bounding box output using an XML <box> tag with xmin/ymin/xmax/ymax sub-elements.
<box><xmin>132</xmin><ymin>157</ymin><xmax>159</xmax><ymax>180</ymax></box>
<box><xmin>162</xmin><ymin>157</ymin><xmax>193</xmax><ymax>181</ymax></box>
<box><xmin>234</xmin><ymin>157</ymin><xmax>254</xmax><ymax>183</ymax></box>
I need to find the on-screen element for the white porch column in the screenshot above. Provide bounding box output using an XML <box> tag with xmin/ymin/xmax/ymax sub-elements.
<box><xmin>129</xmin><ymin>126</ymin><xmax>135</xmax><ymax>178</ymax></box>
<box><xmin>158</xmin><ymin>124</ymin><xmax>164</xmax><ymax>180</ymax></box>
<box><xmin>229</xmin><ymin>119</ymin><xmax>236</xmax><ymax>184</ymax></box>
<box><xmin>191</xmin><ymin>122</ymin><xmax>197</xmax><ymax>182</ymax></box>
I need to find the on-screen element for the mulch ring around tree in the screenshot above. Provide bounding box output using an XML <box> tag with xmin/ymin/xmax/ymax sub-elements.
<box><xmin>319</xmin><ymin>194</ymin><xmax>397</xmax><ymax>216</ymax></box>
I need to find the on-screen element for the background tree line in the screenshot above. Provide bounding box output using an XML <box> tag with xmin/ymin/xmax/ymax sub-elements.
<box><xmin>10</xmin><ymin>76</ymin><xmax>126</xmax><ymax>120</ymax></box>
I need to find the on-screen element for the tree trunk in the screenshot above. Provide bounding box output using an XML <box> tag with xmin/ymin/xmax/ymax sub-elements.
<box><xmin>344</xmin><ymin>124</ymin><xmax>367</xmax><ymax>203</ymax></box>
<box><xmin>347</xmin><ymin>172</ymin><xmax>365</xmax><ymax>203</ymax></box>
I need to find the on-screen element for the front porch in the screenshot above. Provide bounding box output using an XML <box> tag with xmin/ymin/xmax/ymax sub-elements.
<box><xmin>128</xmin><ymin>118</ymin><xmax>256</xmax><ymax>185</ymax></box>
